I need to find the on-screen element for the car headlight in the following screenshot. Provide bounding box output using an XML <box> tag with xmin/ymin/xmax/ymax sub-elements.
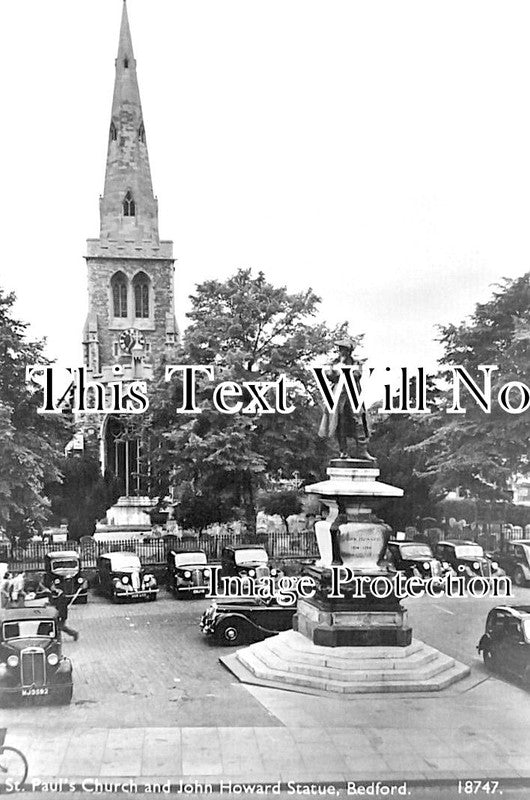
<box><xmin>184</xmin><ymin>571</ymin><xmax>191</xmax><ymax>579</ymax></box>
<box><xmin>121</xmin><ymin>575</ymin><xmax>129</xmax><ymax>584</ymax></box>
<box><xmin>47</xmin><ymin>653</ymin><xmax>59</xmax><ymax>666</ymax></box>
<box><xmin>7</xmin><ymin>655</ymin><xmax>19</xmax><ymax>668</ymax></box>
<box><xmin>203</xmin><ymin>568</ymin><xmax>210</xmax><ymax>577</ymax></box>
<box><xmin>473</xmin><ymin>562</ymin><xmax>480</xmax><ymax>570</ymax></box>
<box><xmin>270</xmin><ymin>568</ymin><xmax>277</xmax><ymax>576</ymax></box>
<box><xmin>491</xmin><ymin>561</ymin><xmax>498</xmax><ymax>570</ymax></box>
<box><xmin>78</xmin><ymin>577</ymin><xmax>84</xmax><ymax>584</ymax></box>
<box><xmin>54</xmin><ymin>578</ymin><xmax>61</xmax><ymax>584</ymax></box>
<box><xmin>249</xmin><ymin>569</ymin><xmax>256</xmax><ymax>577</ymax></box>
<box><xmin>423</xmin><ymin>562</ymin><xmax>430</xmax><ymax>570</ymax></box>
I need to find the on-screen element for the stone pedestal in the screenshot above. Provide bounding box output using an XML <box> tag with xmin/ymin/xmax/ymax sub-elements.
<box><xmin>222</xmin><ymin>457</ymin><xmax>470</xmax><ymax>693</ymax></box>
<box><xmin>294</xmin><ymin>598</ymin><xmax>412</xmax><ymax>647</ymax></box>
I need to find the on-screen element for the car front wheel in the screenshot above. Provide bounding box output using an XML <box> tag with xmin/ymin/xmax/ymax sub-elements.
<box><xmin>215</xmin><ymin>619</ymin><xmax>247</xmax><ymax>646</ymax></box>
<box><xmin>514</xmin><ymin>568</ymin><xmax>527</xmax><ymax>587</ymax></box>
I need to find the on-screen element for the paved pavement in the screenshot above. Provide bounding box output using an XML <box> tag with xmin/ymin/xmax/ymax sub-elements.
<box><xmin>2</xmin><ymin>590</ymin><xmax>530</xmax><ymax>797</ymax></box>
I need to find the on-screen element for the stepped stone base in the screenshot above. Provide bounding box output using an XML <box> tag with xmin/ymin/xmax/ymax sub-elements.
<box><xmin>222</xmin><ymin>630</ymin><xmax>470</xmax><ymax>694</ymax></box>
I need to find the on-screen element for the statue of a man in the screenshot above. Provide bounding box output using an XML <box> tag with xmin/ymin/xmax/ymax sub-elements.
<box><xmin>318</xmin><ymin>337</ymin><xmax>375</xmax><ymax>460</ymax></box>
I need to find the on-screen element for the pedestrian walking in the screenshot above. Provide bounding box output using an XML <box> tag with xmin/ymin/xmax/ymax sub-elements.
<box><xmin>49</xmin><ymin>585</ymin><xmax>79</xmax><ymax>641</ymax></box>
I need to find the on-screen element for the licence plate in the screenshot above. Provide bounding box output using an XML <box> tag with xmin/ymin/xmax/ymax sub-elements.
<box><xmin>22</xmin><ymin>687</ymin><xmax>48</xmax><ymax>696</ymax></box>
<box><xmin>192</xmin><ymin>589</ymin><xmax>202</xmax><ymax>594</ymax></box>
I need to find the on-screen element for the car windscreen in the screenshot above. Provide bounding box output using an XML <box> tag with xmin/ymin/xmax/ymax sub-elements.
<box><xmin>51</xmin><ymin>559</ymin><xmax>78</xmax><ymax>570</ymax></box>
<box><xmin>173</xmin><ymin>552</ymin><xmax>207</xmax><ymax>567</ymax></box>
<box><xmin>454</xmin><ymin>545</ymin><xmax>484</xmax><ymax>559</ymax></box>
<box><xmin>399</xmin><ymin>545</ymin><xmax>433</xmax><ymax>558</ymax></box>
<box><xmin>234</xmin><ymin>549</ymin><xmax>268</xmax><ymax>565</ymax></box>
<box><xmin>3</xmin><ymin>619</ymin><xmax>56</xmax><ymax>639</ymax></box>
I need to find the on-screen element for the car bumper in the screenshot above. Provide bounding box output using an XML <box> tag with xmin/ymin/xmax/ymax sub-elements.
<box><xmin>115</xmin><ymin>588</ymin><xmax>158</xmax><ymax>600</ymax></box>
<box><xmin>200</xmin><ymin>613</ymin><xmax>217</xmax><ymax>635</ymax></box>
<box><xmin>177</xmin><ymin>584</ymin><xmax>208</xmax><ymax>595</ymax></box>
<box><xmin>0</xmin><ymin>680</ymin><xmax>73</xmax><ymax>698</ymax></box>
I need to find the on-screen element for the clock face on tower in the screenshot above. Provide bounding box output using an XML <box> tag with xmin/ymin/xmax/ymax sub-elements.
<box><xmin>119</xmin><ymin>328</ymin><xmax>146</xmax><ymax>353</ymax></box>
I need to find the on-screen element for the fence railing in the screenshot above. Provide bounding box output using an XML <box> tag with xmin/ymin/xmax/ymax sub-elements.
<box><xmin>0</xmin><ymin>531</ymin><xmax>320</xmax><ymax>573</ymax></box>
<box><xmin>2</xmin><ymin>522</ymin><xmax>527</xmax><ymax>573</ymax></box>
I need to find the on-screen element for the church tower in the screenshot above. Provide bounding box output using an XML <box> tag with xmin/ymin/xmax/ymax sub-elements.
<box><xmin>82</xmin><ymin>1</ymin><xmax>177</xmax><ymax>518</ymax></box>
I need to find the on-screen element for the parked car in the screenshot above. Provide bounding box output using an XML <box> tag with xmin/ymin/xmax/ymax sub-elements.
<box><xmin>221</xmin><ymin>544</ymin><xmax>278</xmax><ymax>582</ymax></box>
<box><xmin>95</xmin><ymin>552</ymin><xmax>158</xmax><ymax>602</ymax></box>
<box><xmin>0</xmin><ymin>606</ymin><xmax>73</xmax><ymax>705</ymax></box>
<box><xmin>434</xmin><ymin>540</ymin><xmax>504</xmax><ymax>581</ymax></box>
<box><xmin>386</xmin><ymin>540</ymin><xmax>450</xmax><ymax>580</ymax></box>
<box><xmin>200</xmin><ymin>597</ymin><xmax>296</xmax><ymax>646</ymax></box>
<box><xmin>43</xmin><ymin>551</ymin><xmax>88</xmax><ymax>604</ymax></box>
<box><xmin>167</xmin><ymin>550</ymin><xmax>211</xmax><ymax>597</ymax></box>
<box><xmin>492</xmin><ymin>539</ymin><xmax>530</xmax><ymax>587</ymax></box>
<box><xmin>477</xmin><ymin>605</ymin><xmax>530</xmax><ymax>687</ymax></box>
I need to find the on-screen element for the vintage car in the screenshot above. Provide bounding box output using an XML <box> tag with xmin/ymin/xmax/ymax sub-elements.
<box><xmin>95</xmin><ymin>552</ymin><xmax>158</xmax><ymax>602</ymax></box>
<box><xmin>434</xmin><ymin>540</ymin><xmax>504</xmax><ymax>581</ymax></box>
<box><xmin>43</xmin><ymin>551</ymin><xmax>88</xmax><ymax>604</ymax></box>
<box><xmin>492</xmin><ymin>539</ymin><xmax>530</xmax><ymax>587</ymax></box>
<box><xmin>386</xmin><ymin>540</ymin><xmax>450</xmax><ymax>580</ymax></box>
<box><xmin>477</xmin><ymin>605</ymin><xmax>530</xmax><ymax>687</ymax></box>
<box><xmin>200</xmin><ymin>597</ymin><xmax>296</xmax><ymax>645</ymax></box>
<box><xmin>0</xmin><ymin>607</ymin><xmax>73</xmax><ymax>705</ymax></box>
<box><xmin>221</xmin><ymin>544</ymin><xmax>278</xmax><ymax>582</ymax></box>
<box><xmin>167</xmin><ymin>550</ymin><xmax>211</xmax><ymax>597</ymax></box>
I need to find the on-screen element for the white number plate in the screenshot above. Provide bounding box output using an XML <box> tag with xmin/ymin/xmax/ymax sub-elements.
<box><xmin>22</xmin><ymin>687</ymin><xmax>48</xmax><ymax>696</ymax></box>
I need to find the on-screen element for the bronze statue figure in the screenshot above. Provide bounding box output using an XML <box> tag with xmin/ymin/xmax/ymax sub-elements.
<box><xmin>318</xmin><ymin>336</ymin><xmax>375</xmax><ymax>460</ymax></box>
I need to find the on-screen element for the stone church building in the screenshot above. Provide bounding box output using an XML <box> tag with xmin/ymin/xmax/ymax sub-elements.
<box><xmin>82</xmin><ymin>1</ymin><xmax>178</xmax><ymax>525</ymax></box>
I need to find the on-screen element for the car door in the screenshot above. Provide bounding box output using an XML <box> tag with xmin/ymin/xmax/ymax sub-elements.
<box><xmin>502</xmin><ymin>617</ymin><xmax>527</xmax><ymax>677</ymax></box>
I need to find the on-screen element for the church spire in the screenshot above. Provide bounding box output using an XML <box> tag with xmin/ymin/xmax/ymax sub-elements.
<box><xmin>99</xmin><ymin>1</ymin><xmax>159</xmax><ymax>243</ymax></box>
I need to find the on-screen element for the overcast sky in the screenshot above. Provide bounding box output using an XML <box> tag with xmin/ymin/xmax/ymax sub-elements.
<box><xmin>1</xmin><ymin>0</ymin><xmax>529</xmax><ymax>390</ymax></box>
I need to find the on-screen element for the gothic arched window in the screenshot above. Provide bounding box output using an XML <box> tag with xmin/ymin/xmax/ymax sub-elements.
<box><xmin>124</xmin><ymin>57</ymin><xmax>129</xmax><ymax>69</ymax></box>
<box><xmin>111</xmin><ymin>272</ymin><xmax>128</xmax><ymax>318</ymax></box>
<box><xmin>123</xmin><ymin>191</ymin><xmax>135</xmax><ymax>217</ymax></box>
<box><xmin>133</xmin><ymin>272</ymin><xmax>150</xmax><ymax>318</ymax></box>
<box><xmin>110</xmin><ymin>122</ymin><xmax>117</xmax><ymax>141</ymax></box>
<box><xmin>138</xmin><ymin>123</ymin><xmax>145</xmax><ymax>143</ymax></box>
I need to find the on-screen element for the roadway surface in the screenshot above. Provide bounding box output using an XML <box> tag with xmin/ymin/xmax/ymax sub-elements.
<box><xmin>2</xmin><ymin>584</ymin><xmax>529</xmax><ymax>797</ymax></box>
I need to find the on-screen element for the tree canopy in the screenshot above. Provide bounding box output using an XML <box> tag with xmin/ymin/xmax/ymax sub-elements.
<box><xmin>0</xmin><ymin>290</ymin><xmax>69</xmax><ymax>540</ymax></box>
<box><xmin>139</xmin><ymin>269</ymin><xmax>353</xmax><ymax>531</ymax></box>
<box><xmin>414</xmin><ymin>273</ymin><xmax>530</xmax><ymax>501</ymax></box>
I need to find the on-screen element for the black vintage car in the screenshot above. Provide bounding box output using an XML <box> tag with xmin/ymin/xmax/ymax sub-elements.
<box><xmin>478</xmin><ymin>605</ymin><xmax>530</xmax><ymax>687</ymax></box>
<box><xmin>43</xmin><ymin>551</ymin><xmax>88</xmax><ymax>604</ymax></box>
<box><xmin>434</xmin><ymin>540</ymin><xmax>504</xmax><ymax>581</ymax></box>
<box><xmin>221</xmin><ymin>544</ymin><xmax>278</xmax><ymax>581</ymax></box>
<box><xmin>95</xmin><ymin>552</ymin><xmax>158</xmax><ymax>602</ymax></box>
<box><xmin>0</xmin><ymin>607</ymin><xmax>73</xmax><ymax>705</ymax></box>
<box><xmin>492</xmin><ymin>539</ymin><xmax>530</xmax><ymax>587</ymax></box>
<box><xmin>200</xmin><ymin>597</ymin><xmax>296</xmax><ymax>645</ymax></box>
<box><xmin>167</xmin><ymin>550</ymin><xmax>211</xmax><ymax>597</ymax></box>
<box><xmin>386</xmin><ymin>540</ymin><xmax>449</xmax><ymax>580</ymax></box>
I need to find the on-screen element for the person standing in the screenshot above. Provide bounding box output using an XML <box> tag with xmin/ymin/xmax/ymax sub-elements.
<box><xmin>49</xmin><ymin>586</ymin><xmax>79</xmax><ymax>641</ymax></box>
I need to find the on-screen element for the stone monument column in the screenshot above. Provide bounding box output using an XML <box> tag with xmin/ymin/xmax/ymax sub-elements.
<box><xmin>295</xmin><ymin>457</ymin><xmax>410</xmax><ymax>647</ymax></box>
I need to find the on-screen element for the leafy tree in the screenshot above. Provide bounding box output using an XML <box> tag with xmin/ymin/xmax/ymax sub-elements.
<box><xmin>47</xmin><ymin>453</ymin><xmax>119</xmax><ymax>540</ymax></box>
<box><xmin>416</xmin><ymin>273</ymin><xmax>530</xmax><ymax>501</ymax></box>
<box><xmin>260</xmin><ymin>489</ymin><xmax>303</xmax><ymax>532</ymax></box>
<box><xmin>0</xmin><ymin>290</ymin><xmax>69</xmax><ymax>541</ymax></box>
<box><xmin>140</xmin><ymin>269</ymin><xmax>350</xmax><ymax>531</ymax></box>
<box><xmin>369</xmin><ymin>408</ymin><xmax>437</xmax><ymax>531</ymax></box>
